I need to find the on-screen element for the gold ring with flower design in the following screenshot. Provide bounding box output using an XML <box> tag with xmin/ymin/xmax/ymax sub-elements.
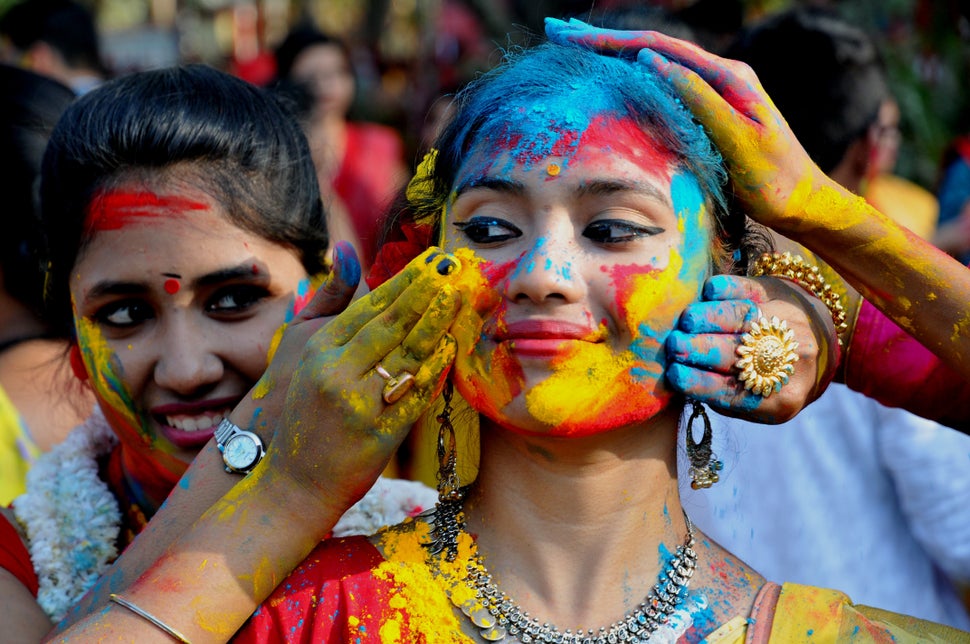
<box><xmin>734</xmin><ymin>315</ymin><xmax>799</xmax><ymax>398</ymax></box>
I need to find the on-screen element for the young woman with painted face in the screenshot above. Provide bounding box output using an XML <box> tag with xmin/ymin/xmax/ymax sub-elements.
<box><xmin>41</xmin><ymin>21</ymin><xmax>916</xmax><ymax>641</ymax></box>
<box><xmin>32</xmin><ymin>29</ymin><xmax>848</xmax><ymax>644</ymax></box>
<box><xmin>5</xmin><ymin>31</ymin><xmax>868</xmax><ymax>640</ymax></box>
<box><xmin>551</xmin><ymin>20</ymin><xmax>970</xmax><ymax>433</ymax></box>
<box><xmin>224</xmin><ymin>37</ymin><xmax>962</xmax><ymax>641</ymax></box>
<box><xmin>0</xmin><ymin>64</ymin><xmax>451</xmax><ymax>642</ymax></box>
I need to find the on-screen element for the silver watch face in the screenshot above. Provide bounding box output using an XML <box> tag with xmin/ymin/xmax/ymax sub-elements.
<box><xmin>224</xmin><ymin>433</ymin><xmax>260</xmax><ymax>470</ymax></box>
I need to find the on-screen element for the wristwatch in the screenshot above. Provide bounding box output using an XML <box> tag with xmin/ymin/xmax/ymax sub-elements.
<box><xmin>214</xmin><ymin>418</ymin><xmax>265</xmax><ymax>474</ymax></box>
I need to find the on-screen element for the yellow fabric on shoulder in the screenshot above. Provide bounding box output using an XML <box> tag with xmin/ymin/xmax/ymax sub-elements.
<box><xmin>865</xmin><ymin>173</ymin><xmax>939</xmax><ymax>241</ymax></box>
<box><xmin>703</xmin><ymin>615</ymin><xmax>747</xmax><ymax>643</ymax></box>
<box><xmin>0</xmin><ymin>383</ymin><xmax>39</xmax><ymax>505</ymax></box>
<box><xmin>769</xmin><ymin>582</ymin><xmax>966</xmax><ymax>643</ymax></box>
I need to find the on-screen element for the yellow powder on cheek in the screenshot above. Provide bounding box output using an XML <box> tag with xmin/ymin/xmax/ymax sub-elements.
<box><xmin>623</xmin><ymin>250</ymin><xmax>688</xmax><ymax>332</ymax></box>
<box><xmin>525</xmin><ymin>344</ymin><xmax>637</xmax><ymax>427</ymax></box>
<box><xmin>450</xmin><ymin>248</ymin><xmax>497</xmax><ymax>315</ymax></box>
<box><xmin>449</xmin><ymin>248</ymin><xmax>519</xmax><ymax>411</ymax></box>
<box><xmin>75</xmin><ymin>316</ymin><xmax>141</xmax><ymax>432</ymax></box>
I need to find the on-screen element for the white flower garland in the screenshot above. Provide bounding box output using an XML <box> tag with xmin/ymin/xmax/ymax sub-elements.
<box><xmin>332</xmin><ymin>476</ymin><xmax>438</xmax><ymax>538</ymax></box>
<box><xmin>13</xmin><ymin>407</ymin><xmax>120</xmax><ymax>622</ymax></box>
<box><xmin>12</xmin><ymin>406</ymin><xmax>438</xmax><ymax>622</ymax></box>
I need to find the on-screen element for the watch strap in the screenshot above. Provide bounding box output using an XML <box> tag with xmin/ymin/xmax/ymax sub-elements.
<box><xmin>214</xmin><ymin>417</ymin><xmax>238</xmax><ymax>446</ymax></box>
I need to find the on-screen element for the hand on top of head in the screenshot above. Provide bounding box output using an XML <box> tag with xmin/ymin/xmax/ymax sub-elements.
<box><xmin>257</xmin><ymin>245</ymin><xmax>466</xmax><ymax>515</ymax></box>
<box><xmin>545</xmin><ymin>16</ymin><xmax>838</xmax><ymax>237</ymax></box>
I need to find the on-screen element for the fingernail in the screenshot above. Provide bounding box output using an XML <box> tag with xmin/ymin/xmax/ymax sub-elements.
<box><xmin>425</xmin><ymin>249</ymin><xmax>442</xmax><ymax>264</ymax></box>
<box><xmin>436</xmin><ymin>254</ymin><xmax>461</xmax><ymax>275</ymax></box>
<box><xmin>333</xmin><ymin>242</ymin><xmax>362</xmax><ymax>286</ymax></box>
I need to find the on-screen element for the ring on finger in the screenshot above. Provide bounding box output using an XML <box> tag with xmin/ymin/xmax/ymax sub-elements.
<box><xmin>375</xmin><ymin>363</ymin><xmax>416</xmax><ymax>404</ymax></box>
<box><xmin>734</xmin><ymin>315</ymin><xmax>799</xmax><ymax>398</ymax></box>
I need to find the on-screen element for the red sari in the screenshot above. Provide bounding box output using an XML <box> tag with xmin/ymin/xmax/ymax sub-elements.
<box><xmin>233</xmin><ymin>522</ymin><xmax>964</xmax><ymax>643</ymax></box>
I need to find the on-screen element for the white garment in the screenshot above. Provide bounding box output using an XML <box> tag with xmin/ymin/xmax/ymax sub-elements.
<box><xmin>679</xmin><ymin>383</ymin><xmax>970</xmax><ymax>630</ymax></box>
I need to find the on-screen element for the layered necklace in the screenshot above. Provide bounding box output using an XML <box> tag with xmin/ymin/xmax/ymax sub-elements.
<box><xmin>426</xmin><ymin>500</ymin><xmax>697</xmax><ymax>644</ymax></box>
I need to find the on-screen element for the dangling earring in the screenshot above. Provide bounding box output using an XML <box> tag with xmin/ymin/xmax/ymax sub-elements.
<box><xmin>686</xmin><ymin>400</ymin><xmax>723</xmax><ymax>490</ymax></box>
<box><xmin>69</xmin><ymin>344</ymin><xmax>89</xmax><ymax>381</ymax></box>
<box><xmin>424</xmin><ymin>380</ymin><xmax>466</xmax><ymax>561</ymax></box>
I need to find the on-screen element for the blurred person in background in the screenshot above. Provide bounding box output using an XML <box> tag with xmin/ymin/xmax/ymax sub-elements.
<box><xmin>862</xmin><ymin>95</ymin><xmax>939</xmax><ymax>241</ymax></box>
<box><xmin>0</xmin><ymin>63</ymin><xmax>90</xmax><ymax>505</ymax></box>
<box><xmin>273</xmin><ymin>23</ymin><xmax>408</xmax><ymax>271</ymax></box>
<box><xmin>0</xmin><ymin>0</ymin><xmax>108</xmax><ymax>95</ymax></box>
<box><xmin>933</xmin><ymin>126</ymin><xmax>970</xmax><ymax>263</ymax></box>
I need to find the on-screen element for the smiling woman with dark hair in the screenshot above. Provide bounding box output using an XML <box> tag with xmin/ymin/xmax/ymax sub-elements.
<box><xmin>0</xmin><ymin>63</ymin><xmax>440</xmax><ymax>642</ymax></box>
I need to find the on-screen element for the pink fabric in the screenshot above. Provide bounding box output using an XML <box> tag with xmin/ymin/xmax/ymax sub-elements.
<box><xmin>745</xmin><ymin>582</ymin><xmax>781</xmax><ymax>644</ymax></box>
<box><xmin>333</xmin><ymin>123</ymin><xmax>406</xmax><ymax>266</ymax></box>
<box><xmin>234</xmin><ymin>536</ymin><xmax>402</xmax><ymax>643</ymax></box>
<box><xmin>844</xmin><ymin>300</ymin><xmax>970</xmax><ymax>429</ymax></box>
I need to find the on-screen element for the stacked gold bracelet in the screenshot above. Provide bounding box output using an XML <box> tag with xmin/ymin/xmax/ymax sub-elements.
<box><xmin>750</xmin><ymin>251</ymin><xmax>849</xmax><ymax>347</ymax></box>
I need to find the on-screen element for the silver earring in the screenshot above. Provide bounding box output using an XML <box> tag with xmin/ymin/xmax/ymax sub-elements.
<box><xmin>686</xmin><ymin>400</ymin><xmax>723</xmax><ymax>489</ymax></box>
<box><xmin>424</xmin><ymin>380</ymin><xmax>466</xmax><ymax>561</ymax></box>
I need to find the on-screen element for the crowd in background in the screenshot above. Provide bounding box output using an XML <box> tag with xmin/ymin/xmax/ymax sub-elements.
<box><xmin>2</xmin><ymin>0</ymin><xmax>970</xmax><ymax>639</ymax></box>
<box><xmin>2</xmin><ymin>0</ymin><xmax>963</xmax><ymax>190</ymax></box>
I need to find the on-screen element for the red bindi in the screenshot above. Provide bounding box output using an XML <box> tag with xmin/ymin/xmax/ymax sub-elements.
<box><xmin>163</xmin><ymin>278</ymin><xmax>181</xmax><ymax>294</ymax></box>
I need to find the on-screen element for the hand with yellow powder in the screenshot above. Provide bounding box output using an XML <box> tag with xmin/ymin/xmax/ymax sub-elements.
<box><xmin>49</xmin><ymin>247</ymin><xmax>466</xmax><ymax>643</ymax></box>
<box><xmin>548</xmin><ymin>18</ymin><xmax>970</xmax><ymax>384</ymax></box>
<box><xmin>262</xmin><ymin>246</ymin><xmax>462</xmax><ymax>517</ymax></box>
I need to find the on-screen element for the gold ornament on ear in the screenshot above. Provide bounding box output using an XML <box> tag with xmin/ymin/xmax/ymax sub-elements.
<box><xmin>406</xmin><ymin>148</ymin><xmax>439</xmax><ymax>204</ymax></box>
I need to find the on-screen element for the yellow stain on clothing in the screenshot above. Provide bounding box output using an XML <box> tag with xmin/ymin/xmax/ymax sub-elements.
<box><xmin>368</xmin><ymin>520</ymin><xmax>475</xmax><ymax>640</ymax></box>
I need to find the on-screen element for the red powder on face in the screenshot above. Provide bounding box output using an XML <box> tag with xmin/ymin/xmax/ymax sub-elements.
<box><xmin>577</xmin><ymin>116</ymin><xmax>676</xmax><ymax>179</ymax></box>
<box><xmin>84</xmin><ymin>190</ymin><xmax>208</xmax><ymax>233</ymax></box>
<box><xmin>163</xmin><ymin>278</ymin><xmax>180</xmax><ymax>294</ymax></box>
<box><xmin>605</xmin><ymin>262</ymin><xmax>661</xmax><ymax>322</ymax></box>
<box><xmin>481</xmin><ymin>256</ymin><xmax>521</xmax><ymax>287</ymax></box>
<box><xmin>252</xmin><ymin>264</ymin><xmax>260</xmax><ymax>275</ymax></box>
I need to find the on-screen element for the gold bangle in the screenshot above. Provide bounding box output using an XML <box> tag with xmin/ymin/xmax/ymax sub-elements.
<box><xmin>109</xmin><ymin>593</ymin><xmax>191</xmax><ymax>643</ymax></box>
<box><xmin>750</xmin><ymin>251</ymin><xmax>849</xmax><ymax>347</ymax></box>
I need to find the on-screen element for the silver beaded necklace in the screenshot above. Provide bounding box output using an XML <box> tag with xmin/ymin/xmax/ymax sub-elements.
<box><xmin>438</xmin><ymin>511</ymin><xmax>697</xmax><ymax>644</ymax></box>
